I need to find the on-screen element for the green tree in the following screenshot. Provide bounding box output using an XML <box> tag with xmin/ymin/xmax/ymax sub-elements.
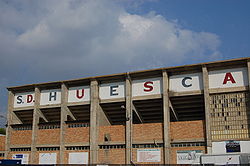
<box><xmin>0</xmin><ymin>128</ymin><xmax>6</xmax><ymax>135</ymax></box>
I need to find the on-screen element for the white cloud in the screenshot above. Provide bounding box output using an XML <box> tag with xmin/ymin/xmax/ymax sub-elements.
<box><xmin>0</xmin><ymin>0</ymin><xmax>221</xmax><ymax>115</ymax></box>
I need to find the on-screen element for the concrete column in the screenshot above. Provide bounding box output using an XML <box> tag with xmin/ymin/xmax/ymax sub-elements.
<box><xmin>202</xmin><ymin>65</ymin><xmax>212</xmax><ymax>153</ymax></box>
<box><xmin>59</xmin><ymin>83</ymin><xmax>68</xmax><ymax>164</ymax></box>
<box><xmin>162</xmin><ymin>70</ymin><xmax>170</xmax><ymax>164</ymax></box>
<box><xmin>247</xmin><ymin>60</ymin><xmax>250</xmax><ymax>90</ymax></box>
<box><xmin>5</xmin><ymin>91</ymin><xmax>14</xmax><ymax>159</ymax></box>
<box><xmin>90</xmin><ymin>79</ymin><xmax>99</xmax><ymax>164</ymax></box>
<box><xmin>30</xmin><ymin>87</ymin><xmax>41</xmax><ymax>163</ymax></box>
<box><xmin>125</xmin><ymin>74</ymin><xmax>132</xmax><ymax>164</ymax></box>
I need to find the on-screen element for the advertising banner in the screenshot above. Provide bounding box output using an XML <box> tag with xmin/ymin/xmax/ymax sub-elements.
<box><xmin>39</xmin><ymin>153</ymin><xmax>57</xmax><ymax>164</ymax></box>
<box><xmin>14</xmin><ymin>92</ymin><xmax>34</xmax><ymax>108</ymax></box>
<box><xmin>132</xmin><ymin>78</ymin><xmax>162</xmax><ymax>97</ymax></box>
<box><xmin>169</xmin><ymin>73</ymin><xmax>203</xmax><ymax>92</ymax></box>
<box><xmin>99</xmin><ymin>82</ymin><xmax>125</xmax><ymax>99</ymax></box>
<box><xmin>68</xmin><ymin>152</ymin><xmax>88</xmax><ymax>164</ymax></box>
<box><xmin>12</xmin><ymin>154</ymin><xmax>29</xmax><ymax>164</ymax></box>
<box><xmin>137</xmin><ymin>149</ymin><xmax>161</xmax><ymax>162</ymax></box>
<box><xmin>68</xmin><ymin>86</ymin><xmax>90</xmax><ymax>102</ymax></box>
<box><xmin>177</xmin><ymin>150</ymin><xmax>203</xmax><ymax>164</ymax></box>
<box><xmin>40</xmin><ymin>89</ymin><xmax>61</xmax><ymax>105</ymax></box>
<box><xmin>209</xmin><ymin>68</ymin><xmax>248</xmax><ymax>88</ymax></box>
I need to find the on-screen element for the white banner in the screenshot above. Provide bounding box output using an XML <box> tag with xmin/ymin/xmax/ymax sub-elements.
<box><xmin>177</xmin><ymin>150</ymin><xmax>203</xmax><ymax>164</ymax></box>
<box><xmin>40</xmin><ymin>89</ymin><xmax>61</xmax><ymax>105</ymax></box>
<box><xmin>12</xmin><ymin>154</ymin><xmax>29</xmax><ymax>164</ymax></box>
<box><xmin>39</xmin><ymin>153</ymin><xmax>57</xmax><ymax>164</ymax></box>
<box><xmin>209</xmin><ymin>68</ymin><xmax>248</xmax><ymax>88</ymax></box>
<box><xmin>169</xmin><ymin>73</ymin><xmax>203</xmax><ymax>92</ymax></box>
<box><xmin>132</xmin><ymin>78</ymin><xmax>162</xmax><ymax>97</ymax></box>
<box><xmin>14</xmin><ymin>92</ymin><xmax>34</xmax><ymax>108</ymax></box>
<box><xmin>137</xmin><ymin>149</ymin><xmax>161</xmax><ymax>162</ymax></box>
<box><xmin>99</xmin><ymin>82</ymin><xmax>125</xmax><ymax>100</ymax></box>
<box><xmin>68</xmin><ymin>152</ymin><xmax>88</xmax><ymax>164</ymax></box>
<box><xmin>68</xmin><ymin>86</ymin><xmax>90</xmax><ymax>103</ymax></box>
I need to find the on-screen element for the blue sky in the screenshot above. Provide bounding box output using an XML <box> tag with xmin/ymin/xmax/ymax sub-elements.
<box><xmin>0</xmin><ymin>0</ymin><xmax>249</xmax><ymax>127</ymax></box>
<box><xmin>128</xmin><ymin>0</ymin><xmax>250</xmax><ymax>60</ymax></box>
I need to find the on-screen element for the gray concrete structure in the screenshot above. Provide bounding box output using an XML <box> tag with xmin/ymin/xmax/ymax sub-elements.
<box><xmin>202</xmin><ymin>65</ymin><xmax>212</xmax><ymax>153</ymax></box>
<box><xmin>4</xmin><ymin>57</ymin><xmax>250</xmax><ymax>164</ymax></box>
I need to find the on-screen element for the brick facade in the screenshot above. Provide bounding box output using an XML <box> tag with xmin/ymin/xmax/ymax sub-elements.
<box><xmin>98</xmin><ymin>148</ymin><xmax>125</xmax><ymax>164</ymax></box>
<box><xmin>133</xmin><ymin>123</ymin><xmax>163</xmax><ymax>142</ymax></box>
<box><xmin>65</xmin><ymin>127</ymin><xmax>89</xmax><ymax>143</ymax></box>
<box><xmin>37</xmin><ymin>129</ymin><xmax>60</xmax><ymax>145</ymax></box>
<box><xmin>98</xmin><ymin>125</ymin><xmax>125</xmax><ymax>143</ymax></box>
<box><xmin>10</xmin><ymin>130</ymin><xmax>32</xmax><ymax>145</ymax></box>
<box><xmin>0</xmin><ymin>136</ymin><xmax>5</xmax><ymax>151</ymax></box>
<box><xmin>170</xmin><ymin>120</ymin><xmax>205</xmax><ymax>141</ymax></box>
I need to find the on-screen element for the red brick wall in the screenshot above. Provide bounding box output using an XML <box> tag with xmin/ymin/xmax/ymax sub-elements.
<box><xmin>133</xmin><ymin>123</ymin><xmax>163</xmax><ymax>142</ymax></box>
<box><xmin>170</xmin><ymin>120</ymin><xmax>205</xmax><ymax>141</ymax></box>
<box><xmin>99</xmin><ymin>125</ymin><xmax>125</xmax><ymax>143</ymax></box>
<box><xmin>64</xmin><ymin>150</ymin><xmax>89</xmax><ymax>164</ymax></box>
<box><xmin>10</xmin><ymin>130</ymin><xmax>32</xmax><ymax>145</ymax></box>
<box><xmin>170</xmin><ymin>146</ymin><xmax>206</xmax><ymax>164</ymax></box>
<box><xmin>0</xmin><ymin>136</ymin><xmax>5</xmax><ymax>151</ymax></box>
<box><xmin>98</xmin><ymin>148</ymin><xmax>125</xmax><ymax>164</ymax></box>
<box><xmin>132</xmin><ymin>148</ymin><xmax>164</xmax><ymax>164</ymax></box>
<box><xmin>65</xmin><ymin>127</ymin><xmax>89</xmax><ymax>143</ymax></box>
<box><xmin>37</xmin><ymin>129</ymin><xmax>60</xmax><ymax>145</ymax></box>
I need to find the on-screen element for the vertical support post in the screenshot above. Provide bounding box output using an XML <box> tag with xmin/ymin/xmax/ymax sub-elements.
<box><xmin>202</xmin><ymin>65</ymin><xmax>212</xmax><ymax>153</ymax></box>
<box><xmin>247</xmin><ymin>60</ymin><xmax>250</xmax><ymax>91</ymax></box>
<box><xmin>30</xmin><ymin>87</ymin><xmax>41</xmax><ymax>163</ymax></box>
<box><xmin>162</xmin><ymin>70</ymin><xmax>170</xmax><ymax>164</ymax></box>
<box><xmin>59</xmin><ymin>83</ymin><xmax>68</xmax><ymax>164</ymax></box>
<box><xmin>5</xmin><ymin>91</ymin><xmax>14</xmax><ymax>159</ymax></box>
<box><xmin>125</xmin><ymin>74</ymin><xmax>132</xmax><ymax>164</ymax></box>
<box><xmin>90</xmin><ymin>79</ymin><xmax>99</xmax><ymax>164</ymax></box>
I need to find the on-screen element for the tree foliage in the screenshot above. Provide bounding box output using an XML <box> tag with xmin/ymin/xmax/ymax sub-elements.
<box><xmin>0</xmin><ymin>128</ymin><xmax>6</xmax><ymax>135</ymax></box>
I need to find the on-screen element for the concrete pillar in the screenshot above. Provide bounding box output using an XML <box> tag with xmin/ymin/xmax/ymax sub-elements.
<box><xmin>5</xmin><ymin>91</ymin><xmax>14</xmax><ymax>159</ymax></box>
<box><xmin>30</xmin><ymin>87</ymin><xmax>41</xmax><ymax>163</ymax></box>
<box><xmin>247</xmin><ymin>60</ymin><xmax>250</xmax><ymax>91</ymax></box>
<box><xmin>125</xmin><ymin>74</ymin><xmax>133</xmax><ymax>164</ymax></box>
<box><xmin>202</xmin><ymin>65</ymin><xmax>212</xmax><ymax>153</ymax></box>
<box><xmin>162</xmin><ymin>70</ymin><xmax>170</xmax><ymax>164</ymax></box>
<box><xmin>59</xmin><ymin>83</ymin><xmax>68</xmax><ymax>164</ymax></box>
<box><xmin>90</xmin><ymin>79</ymin><xmax>99</xmax><ymax>164</ymax></box>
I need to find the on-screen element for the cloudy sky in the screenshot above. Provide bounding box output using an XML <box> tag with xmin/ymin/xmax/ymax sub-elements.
<box><xmin>0</xmin><ymin>0</ymin><xmax>249</xmax><ymax>126</ymax></box>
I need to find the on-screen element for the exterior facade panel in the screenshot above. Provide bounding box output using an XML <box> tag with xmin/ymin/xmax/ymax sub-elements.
<box><xmin>2</xmin><ymin>57</ymin><xmax>250</xmax><ymax>164</ymax></box>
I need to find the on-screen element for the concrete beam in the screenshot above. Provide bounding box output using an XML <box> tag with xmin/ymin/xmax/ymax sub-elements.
<box><xmin>30</xmin><ymin>87</ymin><xmax>41</xmax><ymax>163</ymax></box>
<box><xmin>64</xmin><ymin>106</ymin><xmax>76</xmax><ymax>121</ymax></box>
<box><xmin>125</xmin><ymin>74</ymin><xmax>133</xmax><ymax>164</ymax></box>
<box><xmin>209</xmin><ymin>86</ymin><xmax>247</xmax><ymax>94</ymax></box>
<box><xmin>36</xmin><ymin>108</ymin><xmax>48</xmax><ymax>123</ymax></box>
<box><xmin>202</xmin><ymin>65</ymin><xmax>212</xmax><ymax>154</ymax></box>
<box><xmin>132</xmin><ymin>94</ymin><xmax>162</xmax><ymax>101</ymax></box>
<box><xmin>169</xmin><ymin>100</ymin><xmax>178</xmax><ymax>121</ymax></box>
<box><xmin>11</xmin><ymin>112</ymin><xmax>22</xmax><ymax>124</ymax></box>
<box><xmin>98</xmin><ymin>105</ymin><xmax>111</xmax><ymax>126</ymax></box>
<box><xmin>90</xmin><ymin>79</ymin><xmax>99</xmax><ymax>164</ymax></box>
<box><xmin>132</xmin><ymin>104</ymin><xmax>143</xmax><ymax>123</ymax></box>
<box><xmin>169</xmin><ymin>90</ymin><xmax>202</xmax><ymax>97</ymax></box>
<box><xmin>162</xmin><ymin>70</ymin><xmax>170</xmax><ymax>164</ymax></box>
